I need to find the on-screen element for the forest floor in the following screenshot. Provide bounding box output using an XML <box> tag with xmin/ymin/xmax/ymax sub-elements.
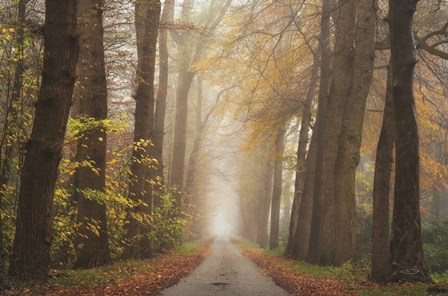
<box><xmin>236</xmin><ymin>239</ymin><xmax>448</xmax><ymax>296</ymax></box>
<box><xmin>0</xmin><ymin>240</ymin><xmax>211</xmax><ymax>296</ymax></box>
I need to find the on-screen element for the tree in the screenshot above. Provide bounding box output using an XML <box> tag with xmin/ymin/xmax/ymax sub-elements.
<box><xmin>388</xmin><ymin>0</ymin><xmax>430</xmax><ymax>282</ymax></box>
<box><xmin>286</xmin><ymin>53</ymin><xmax>319</xmax><ymax>259</ymax></box>
<box><xmin>371</xmin><ymin>64</ymin><xmax>394</xmax><ymax>282</ymax></box>
<box><xmin>319</xmin><ymin>0</ymin><xmax>359</xmax><ymax>265</ymax></box>
<box><xmin>169</xmin><ymin>0</ymin><xmax>232</xmax><ymax>207</ymax></box>
<box><xmin>153</xmin><ymin>0</ymin><xmax>174</xmax><ymax>190</ymax></box>
<box><xmin>72</xmin><ymin>0</ymin><xmax>111</xmax><ymax>269</ymax></box>
<box><xmin>331</xmin><ymin>0</ymin><xmax>377</xmax><ymax>264</ymax></box>
<box><xmin>307</xmin><ymin>0</ymin><xmax>331</xmax><ymax>264</ymax></box>
<box><xmin>123</xmin><ymin>0</ymin><xmax>161</xmax><ymax>259</ymax></box>
<box><xmin>269</xmin><ymin>128</ymin><xmax>285</xmax><ymax>249</ymax></box>
<box><xmin>316</xmin><ymin>0</ymin><xmax>377</xmax><ymax>265</ymax></box>
<box><xmin>9</xmin><ymin>0</ymin><xmax>79</xmax><ymax>279</ymax></box>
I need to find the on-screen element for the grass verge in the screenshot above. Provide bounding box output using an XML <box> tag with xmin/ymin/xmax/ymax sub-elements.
<box><xmin>1</xmin><ymin>239</ymin><xmax>211</xmax><ymax>296</ymax></box>
<box><xmin>235</xmin><ymin>238</ymin><xmax>448</xmax><ymax>296</ymax></box>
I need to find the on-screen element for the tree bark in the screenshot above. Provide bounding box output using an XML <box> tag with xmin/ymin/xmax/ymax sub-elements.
<box><xmin>307</xmin><ymin>0</ymin><xmax>332</xmax><ymax>264</ymax></box>
<box><xmin>9</xmin><ymin>0</ymin><xmax>79</xmax><ymax>279</ymax></box>
<box><xmin>72</xmin><ymin>0</ymin><xmax>111</xmax><ymax>269</ymax></box>
<box><xmin>371</xmin><ymin>64</ymin><xmax>394</xmax><ymax>282</ymax></box>
<box><xmin>319</xmin><ymin>0</ymin><xmax>358</xmax><ymax>265</ymax></box>
<box><xmin>153</xmin><ymin>0</ymin><xmax>174</xmax><ymax>191</ymax></box>
<box><xmin>332</xmin><ymin>0</ymin><xmax>376</xmax><ymax>265</ymax></box>
<box><xmin>269</xmin><ymin>129</ymin><xmax>285</xmax><ymax>249</ymax></box>
<box><xmin>289</xmin><ymin>58</ymin><xmax>319</xmax><ymax>260</ymax></box>
<box><xmin>123</xmin><ymin>0</ymin><xmax>160</xmax><ymax>259</ymax></box>
<box><xmin>388</xmin><ymin>0</ymin><xmax>430</xmax><ymax>282</ymax></box>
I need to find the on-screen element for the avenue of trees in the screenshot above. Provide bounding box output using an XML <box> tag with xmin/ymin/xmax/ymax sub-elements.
<box><xmin>0</xmin><ymin>0</ymin><xmax>446</xmax><ymax>289</ymax></box>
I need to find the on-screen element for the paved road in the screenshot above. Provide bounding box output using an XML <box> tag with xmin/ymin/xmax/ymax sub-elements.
<box><xmin>158</xmin><ymin>236</ymin><xmax>289</xmax><ymax>296</ymax></box>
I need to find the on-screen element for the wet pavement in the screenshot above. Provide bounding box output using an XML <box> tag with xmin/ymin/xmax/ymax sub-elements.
<box><xmin>158</xmin><ymin>236</ymin><xmax>289</xmax><ymax>296</ymax></box>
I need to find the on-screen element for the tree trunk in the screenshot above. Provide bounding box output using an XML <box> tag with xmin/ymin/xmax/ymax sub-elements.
<box><xmin>9</xmin><ymin>0</ymin><xmax>79</xmax><ymax>279</ymax></box>
<box><xmin>289</xmin><ymin>58</ymin><xmax>319</xmax><ymax>260</ymax></box>
<box><xmin>257</xmin><ymin>152</ymin><xmax>273</xmax><ymax>248</ymax></box>
<box><xmin>239</xmin><ymin>151</ymin><xmax>261</xmax><ymax>242</ymax></box>
<box><xmin>332</xmin><ymin>0</ymin><xmax>376</xmax><ymax>265</ymax></box>
<box><xmin>319</xmin><ymin>0</ymin><xmax>358</xmax><ymax>265</ymax></box>
<box><xmin>388</xmin><ymin>0</ymin><xmax>430</xmax><ymax>282</ymax></box>
<box><xmin>72</xmin><ymin>0</ymin><xmax>111</xmax><ymax>269</ymax></box>
<box><xmin>169</xmin><ymin>65</ymin><xmax>195</xmax><ymax>204</ymax></box>
<box><xmin>168</xmin><ymin>0</ymin><xmax>231</xmax><ymax>208</ymax></box>
<box><xmin>153</xmin><ymin>0</ymin><xmax>174</xmax><ymax>192</ymax></box>
<box><xmin>269</xmin><ymin>129</ymin><xmax>285</xmax><ymax>249</ymax></box>
<box><xmin>0</xmin><ymin>0</ymin><xmax>26</xmax><ymax>286</ymax></box>
<box><xmin>307</xmin><ymin>0</ymin><xmax>332</xmax><ymax>264</ymax></box>
<box><xmin>123</xmin><ymin>0</ymin><xmax>160</xmax><ymax>259</ymax></box>
<box><xmin>371</xmin><ymin>64</ymin><xmax>394</xmax><ymax>282</ymax></box>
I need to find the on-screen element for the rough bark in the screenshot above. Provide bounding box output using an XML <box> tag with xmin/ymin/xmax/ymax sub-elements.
<box><xmin>123</xmin><ymin>0</ymin><xmax>160</xmax><ymax>259</ymax></box>
<box><xmin>9</xmin><ymin>0</ymin><xmax>79</xmax><ymax>279</ymax></box>
<box><xmin>269</xmin><ymin>129</ymin><xmax>285</xmax><ymax>249</ymax></box>
<box><xmin>307</xmin><ymin>0</ymin><xmax>332</xmax><ymax>264</ymax></box>
<box><xmin>332</xmin><ymin>0</ymin><xmax>377</xmax><ymax>265</ymax></box>
<box><xmin>371</xmin><ymin>64</ymin><xmax>394</xmax><ymax>282</ymax></box>
<box><xmin>319</xmin><ymin>0</ymin><xmax>358</xmax><ymax>265</ymax></box>
<box><xmin>72</xmin><ymin>0</ymin><xmax>111</xmax><ymax>269</ymax></box>
<box><xmin>290</xmin><ymin>59</ymin><xmax>319</xmax><ymax>260</ymax></box>
<box><xmin>388</xmin><ymin>0</ymin><xmax>430</xmax><ymax>282</ymax></box>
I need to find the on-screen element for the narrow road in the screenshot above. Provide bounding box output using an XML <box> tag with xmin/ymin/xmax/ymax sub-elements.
<box><xmin>158</xmin><ymin>236</ymin><xmax>289</xmax><ymax>296</ymax></box>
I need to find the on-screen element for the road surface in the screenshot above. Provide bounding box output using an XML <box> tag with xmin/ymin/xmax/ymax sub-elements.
<box><xmin>158</xmin><ymin>236</ymin><xmax>289</xmax><ymax>296</ymax></box>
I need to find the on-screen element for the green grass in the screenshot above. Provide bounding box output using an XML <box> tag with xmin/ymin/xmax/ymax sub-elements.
<box><xmin>176</xmin><ymin>242</ymin><xmax>199</xmax><ymax>254</ymax></box>
<box><xmin>263</xmin><ymin>246</ymin><xmax>284</xmax><ymax>257</ymax></box>
<box><xmin>288</xmin><ymin>260</ymin><xmax>366</xmax><ymax>280</ymax></box>
<box><xmin>433</xmin><ymin>271</ymin><xmax>448</xmax><ymax>284</ymax></box>
<box><xmin>49</xmin><ymin>259</ymin><xmax>148</xmax><ymax>287</ymax></box>
<box><xmin>359</xmin><ymin>284</ymin><xmax>429</xmax><ymax>296</ymax></box>
<box><xmin>255</xmin><ymin>243</ymin><xmax>448</xmax><ymax>295</ymax></box>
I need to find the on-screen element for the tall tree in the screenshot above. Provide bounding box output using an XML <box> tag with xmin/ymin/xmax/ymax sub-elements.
<box><xmin>332</xmin><ymin>0</ymin><xmax>377</xmax><ymax>264</ymax></box>
<box><xmin>319</xmin><ymin>0</ymin><xmax>359</xmax><ymax>265</ymax></box>
<box><xmin>388</xmin><ymin>0</ymin><xmax>430</xmax><ymax>282</ymax></box>
<box><xmin>269</xmin><ymin>128</ymin><xmax>285</xmax><ymax>249</ymax></box>
<box><xmin>72</xmin><ymin>0</ymin><xmax>111</xmax><ymax>268</ymax></box>
<box><xmin>123</xmin><ymin>0</ymin><xmax>161</xmax><ymax>259</ymax></box>
<box><xmin>169</xmin><ymin>0</ymin><xmax>231</xmax><ymax>207</ymax></box>
<box><xmin>371</xmin><ymin>64</ymin><xmax>394</xmax><ymax>282</ymax></box>
<box><xmin>257</xmin><ymin>149</ymin><xmax>273</xmax><ymax>248</ymax></box>
<box><xmin>153</xmin><ymin>0</ymin><xmax>174</xmax><ymax>189</ymax></box>
<box><xmin>307</xmin><ymin>0</ymin><xmax>332</xmax><ymax>264</ymax></box>
<box><xmin>9</xmin><ymin>0</ymin><xmax>79</xmax><ymax>279</ymax></box>
<box><xmin>287</xmin><ymin>56</ymin><xmax>319</xmax><ymax>259</ymax></box>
